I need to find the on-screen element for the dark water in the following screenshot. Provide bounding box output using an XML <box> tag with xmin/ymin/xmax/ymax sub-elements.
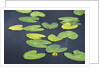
<box><xmin>4</xmin><ymin>10</ymin><xmax>85</xmax><ymax>64</ymax></box>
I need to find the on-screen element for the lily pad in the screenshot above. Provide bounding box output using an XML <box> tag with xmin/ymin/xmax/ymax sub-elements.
<box><xmin>58</xmin><ymin>31</ymin><xmax>78</xmax><ymax>40</ymax></box>
<box><xmin>16</xmin><ymin>10</ymin><xmax>32</xmax><ymax>13</ymax></box>
<box><xmin>48</xmin><ymin>34</ymin><xmax>62</xmax><ymax>42</ymax></box>
<box><xmin>64</xmin><ymin>50</ymin><xmax>85</xmax><ymax>61</ymax></box>
<box><xmin>30</xmin><ymin>11</ymin><xmax>45</xmax><ymax>17</ymax></box>
<box><xmin>73</xmin><ymin>10</ymin><xmax>85</xmax><ymax>16</ymax></box>
<box><xmin>23</xmin><ymin>25</ymin><xmax>44</xmax><ymax>32</ymax></box>
<box><xmin>61</xmin><ymin>22</ymin><xmax>78</xmax><ymax>29</ymax></box>
<box><xmin>23</xmin><ymin>50</ymin><xmax>46</xmax><ymax>60</ymax></box>
<box><xmin>46</xmin><ymin>44</ymin><xmax>67</xmax><ymax>53</ymax></box>
<box><xmin>18</xmin><ymin>16</ymin><xmax>39</xmax><ymax>23</ymax></box>
<box><xmin>8</xmin><ymin>25</ymin><xmax>23</xmax><ymax>30</ymax></box>
<box><xmin>26</xmin><ymin>40</ymin><xmax>52</xmax><ymax>48</ymax></box>
<box><xmin>26</xmin><ymin>33</ymin><xmax>46</xmax><ymax>39</ymax></box>
<box><xmin>42</xmin><ymin>22</ymin><xmax>58</xmax><ymax>29</ymax></box>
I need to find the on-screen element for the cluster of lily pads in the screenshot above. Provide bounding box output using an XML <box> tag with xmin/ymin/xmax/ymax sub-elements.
<box><xmin>8</xmin><ymin>10</ymin><xmax>85</xmax><ymax>62</ymax></box>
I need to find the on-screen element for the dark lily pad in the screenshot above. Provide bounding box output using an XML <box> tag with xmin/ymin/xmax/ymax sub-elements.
<box><xmin>23</xmin><ymin>50</ymin><xmax>46</xmax><ymax>60</ymax></box>
<box><xmin>8</xmin><ymin>25</ymin><xmax>23</xmax><ymax>30</ymax></box>
<box><xmin>73</xmin><ymin>10</ymin><xmax>85</xmax><ymax>16</ymax></box>
<box><xmin>30</xmin><ymin>11</ymin><xmax>45</xmax><ymax>17</ymax></box>
<box><xmin>16</xmin><ymin>10</ymin><xmax>32</xmax><ymax>13</ymax></box>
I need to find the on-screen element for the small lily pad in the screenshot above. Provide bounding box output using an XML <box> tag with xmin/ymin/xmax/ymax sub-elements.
<box><xmin>64</xmin><ymin>50</ymin><xmax>85</xmax><ymax>61</ymax></box>
<box><xmin>23</xmin><ymin>50</ymin><xmax>46</xmax><ymax>60</ymax></box>
<box><xmin>16</xmin><ymin>10</ymin><xmax>32</xmax><ymax>13</ymax></box>
<box><xmin>8</xmin><ymin>25</ymin><xmax>23</xmax><ymax>30</ymax></box>
<box><xmin>23</xmin><ymin>25</ymin><xmax>44</xmax><ymax>32</ymax></box>
<box><xmin>26</xmin><ymin>40</ymin><xmax>52</xmax><ymax>48</ymax></box>
<box><xmin>46</xmin><ymin>44</ymin><xmax>67</xmax><ymax>53</ymax></box>
<box><xmin>42</xmin><ymin>22</ymin><xmax>58</xmax><ymax>29</ymax></box>
<box><xmin>48</xmin><ymin>34</ymin><xmax>62</xmax><ymax>42</ymax></box>
<box><xmin>73</xmin><ymin>10</ymin><xmax>85</xmax><ymax>16</ymax></box>
<box><xmin>18</xmin><ymin>16</ymin><xmax>39</xmax><ymax>23</ymax></box>
<box><xmin>26</xmin><ymin>33</ymin><xmax>46</xmax><ymax>39</ymax></box>
<box><xmin>30</xmin><ymin>11</ymin><xmax>45</xmax><ymax>17</ymax></box>
<box><xmin>61</xmin><ymin>22</ymin><xmax>78</xmax><ymax>29</ymax></box>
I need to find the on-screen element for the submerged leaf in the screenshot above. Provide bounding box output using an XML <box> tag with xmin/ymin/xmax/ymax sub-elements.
<box><xmin>42</xmin><ymin>22</ymin><xmax>58</xmax><ymax>29</ymax></box>
<box><xmin>64</xmin><ymin>50</ymin><xmax>85</xmax><ymax>61</ymax></box>
<box><xmin>30</xmin><ymin>11</ymin><xmax>45</xmax><ymax>17</ymax></box>
<box><xmin>26</xmin><ymin>33</ymin><xmax>46</xmax><ymax>39</ymax></box>
<box><xmin>23</xmin><ymin>50</ymin><xmax>46</xmax><ymax>60</ymax></box>
<box><xmin>46</xmin><ymin>44</ymin><xmax>67</xmax><ymax>53</ymax></box>
<box><xmin>18</xmin><ymin>16</ymin><xmax>39</xmax><ymax>23</ymax></box>
<box><xmin>16</xmin><ymin>10</ymin><xmax>32</xmax><ymax>13</ymax></box>
<box><xmin>73</xmin><ymin>10</ymin><xmax>85</xmax><ymax>16</ymax></box>
<box><xmin>26</xmin><ymin>40</ymin><xmax>52</xmax><ymax>48</ymax></box>
<box><xmin>61</xmin><ymin>23</ymin><xmax>78</xmax><ymax>29</ymax></box>
<box><xmin>8</xmin><ymin>25</ymin><xmax>23</xmax><ymax>30</ymax></box>
<box><xmin>23</xmin><ymin>25</ymin><xmax>44</xmax><ymax>32</ymax></box>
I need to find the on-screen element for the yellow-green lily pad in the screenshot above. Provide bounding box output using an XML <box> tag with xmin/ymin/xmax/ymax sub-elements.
<box><xmin>30</xmin><ymin>11</ymin><xmax>45</xmax><ymax>17</ymax></box>
<box><xmin>46</xmin><ymin>44</ymin><xmax>67</xmax><ymax>53</ymax></box>
<box><xmin>23</xmin><ymin>50</ymin><xmax>46</xmax><ymax>60</ymax></box>
<box><xmin>73</xmin><ymin>10</ymin><xmax>85</xmax><ymax>16</ymax></box>
<box><xmin>18</xmin><ymin>16</ymin><xmax>39</xmax><ymax>23</ymax></box>
<box><xmin>26</xmin><ymin>33</ymin><xmax>46</xmax><ymax>39</ymax></box>
<box><xmin>23</xmin><ymin>25</ymin><xmax>44</xmax><ymax>32</ymax></box>
<box><xmin>64</xmin><ymin>50</ymin><xmax>85</xmax><ymax>61</ymax></box>
<box><xmin>8</xmin><ymin>25</ymin><xmax>23</xmax><ymax>30</ymax></box>
<box><xmin>61</xmin><ymin>22</ymin><xmax>78</xmax><ymax>29</ymax></box>
<box><xmin>26</xmin><ymin>40</ymin><xmax>52</xmax><ymax>48</ymax></box>
<box><xmin>16</xmin><ymin>10</ymin><xmax>32</xmax><ymax>13</ymax></box>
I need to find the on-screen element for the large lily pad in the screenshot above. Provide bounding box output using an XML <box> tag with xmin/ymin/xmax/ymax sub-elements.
<box><xmin>18</xmin><ymin>16</ymin><xmax>39</xmax><ymax>23</ymax></box>
<box><xmin>26</xmin><ymin>40</ymin><xmax>52</xmax><ymax>48</ymax></box>
<box><xmin>64</xmin><ymin>50</ymin><xmax>85</xmax><ymax>61</ymax></box>
<box><xmin>30</xmin><ymin>11</ymin><xmax>45</xmax><ymax>17</ymax></box>
<box><xmin>48</xmin><ymin>34</ymin><xmax>62</xmax><ymax>42</ymax></box>
<box><xmin>73</xmin><ymin>10</ymin><xmax>85</xmax><ymax>16</ymax></box>
<box><xmin>26</xmin><ymin>33</ymin><xmax>46</xmax><ymax>39</ymax></box>
<box><xmin>46</xmin><ymin>44</ymin><xmax>67</xmax><ymax>53</ymax></box>
<box><xmin>23</xmin><ymin>25</ymin><xmax>44</xmax><ymax>32</ymax></box>
<box><xmin>8</xmin><ymin>25</ymin><xmax>23</xmax><ymax>30</ymax></box>
<box><xmin>42</xmin><ymin>22</ymin><xmax>58</xmax><ymax>29</ymax></box>
<box><xmin>16</xmin><ymin>10</ymin><xmax>32</xmax><ymax>13</ymax></box>
<box><xmin>58</xmin><ymin>31</ymin><xmax>78</xmax><ymax>40</ymax></box>
<box><xmin>61</xmin><ymin>22</ymin><xmax>78</xmax><ymax>29</ymax></box>
<box><xmin>23</xmin><ymin>50</ymin><xmax>46</xmax><ymax>60</ymax></box>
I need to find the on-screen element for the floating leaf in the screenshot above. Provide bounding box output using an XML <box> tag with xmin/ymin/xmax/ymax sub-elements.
<box><xmin>18</xmin><ymin>16</ymin><xmax>39</xmax><ymax>23</ymax></box>
<box><xmin>42</xmin><ymin>22</ymin><xmax>58</xmax><ymax>29</ymax></box>
<box><xmin>16</xmin><ymin>10</ymin><xmax>32</xmax><ymax>13</ymax></box>
<box><xmin>23</xmin><ymin>25</ymin><xmax>44</xmax><ymax>32</ymax></box>
<box><xmin>26</xmin><ymin>33</ymin><xmax>46</xmax><ymax>39</ymax></box>
<box><xmin>46</xmin><ymin>44</ymin><xmax>67</xmax><ymax>53</ymax></box>
<box><xmin>23</xmin><ymin>50</ymin><xmax>46</xmax><ymax>60</ymax></box>
<box><xmin>30</xmin><ymin>11</ymin><xmax>45</xmax><ymax>17</ymax></box>
<box><xmin>58</xmin><ymin>31</ymin><xmax>78</xmax><ymax>40</ymax></box>
<box><xmin>61</xmin><ymin>22</ymin><xmax>78</xmax><ymax>29</ymax></box>
<box><xmin>26</xmin><ymin>40</ymin><xmax>52</xmax><ymax>48</ymax></box>
<box><xmin>64</xmin><ymin>50</ymin><xmax>85</xmax><ymax>61</ymax></box>
<box><xmin>73</xmin><ymin>10</ymin><xmax>85</xmax><ymax>16</ymax></box>
<box><xmin>48</xmin><ymin>34</ymin><xmax>62</xmax><ymax>42</ymax></box>
<box><xmin>8</xmin><ymin>25</ymin><xmax>23</xmax><ymax>30</ymax></box>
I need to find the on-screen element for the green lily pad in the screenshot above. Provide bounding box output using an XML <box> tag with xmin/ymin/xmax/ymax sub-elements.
<box><xmin>61</xmin><ymin>22</ymin><xmax>78</xmax><ymax>29</ymax></box>
<box><xmin>26</xmin><ymin>40</ymin><xmax>52</xmax><ymax>48</ymax></box>
<box><xmin>73</xmin><ymin>10</ymin><xmax>85</xmax><ymax>16</ymax></box>
<box><xmin>42</xmin><ymin>22</ymin><xmax>58</xmax><ymax>29</ymax></box>
<box><xmin>23</xmin><ymin>50</ymin><xmax>46</xmax><ymax>60</ymax></box>
<box><xmin>23</xmin><ymin>25</ymin><xmax>44</xmax><ymax>32</ymax></box>
<box><xmin>16</xmin><ymin>10</ymin><xmax>32</xmax><ymax>13</ymax></box>
<box><xmin>30</xmin><ymin>11</ymin><xmax>45</xmax><ymax>17</ymax></box>
<box><xmin>26</xmin><ymin>33</ymin><xmax>46</xmax><ymax>39</ymax></box>
<box><xmin>64</xmin><ymin>50</ymin><xmax>85</xmax><ymax>61</ymax></box>
<box><xmin>46</xmin><ymin>44</ymin><xmax>67</xmax><ymax>53</ymax></box>
<box><xmin>48</xmin><ymin>34</ymin><xmax>62</xmax><ymax>42</ymax></box>
<box><xmin>18</xmin><ymin>16</ymin><xmax>39</xmax><ymax>23</ymax></box>
<box><xmin>8</xmin><ymin>25</ymin><xmax>23</xmax><ymax>30</ymax></box>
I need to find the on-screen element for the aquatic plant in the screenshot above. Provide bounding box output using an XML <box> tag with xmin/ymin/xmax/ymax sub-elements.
<box><xmin>73</xmin><ymin>10</ymin><xmax>85</xmax><ymax>16</ymax></box>
<box><xmin>16</xmin><ymin>10</ymin><xmax>32</xmax><ymax>13</ymax></box>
